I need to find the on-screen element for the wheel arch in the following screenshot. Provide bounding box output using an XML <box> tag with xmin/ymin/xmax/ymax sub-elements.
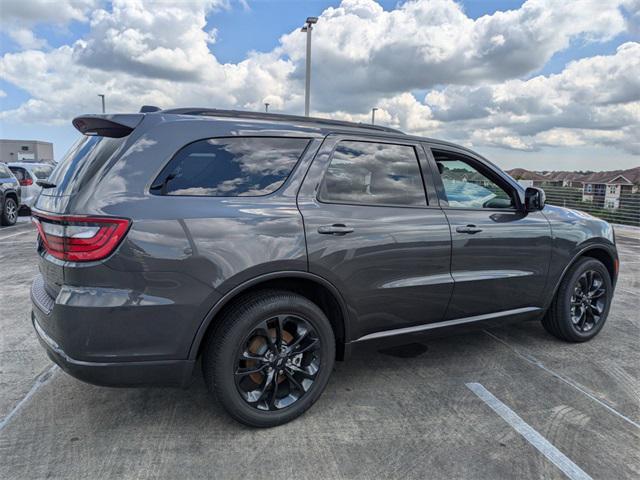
<box><xmin>547</xmin><ymin>244</ymin><xmax>618</xmax><ymax>307</ymax></box>
<box><xmin>189</xmin><ymin>271</ymin><xmax>351</xmax><ymax>361</ymax></box>
<box><xmin>4</xmin><ymin>190</ymin><xmax>18</xmax><ymax>203</ymax></box>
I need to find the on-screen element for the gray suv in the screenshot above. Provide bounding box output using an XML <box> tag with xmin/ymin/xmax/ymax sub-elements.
<box><xmin>31</xmin><ymin>108</ymin><xmax>618</xmax><ymax>427</ymax></box>
<box><xmin>0</xmin><ymin>163</ymin><xmax>20</xmax><ymax>226</ymax></box>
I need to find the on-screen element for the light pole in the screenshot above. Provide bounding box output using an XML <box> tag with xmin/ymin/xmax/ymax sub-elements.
<box><xmin>265</xmin><ymin>103</ymin><xmax>270</xmax><ymax>113</ymax></box>
<box><xmin>301</xmin><ymin>16</ymin><xmax>318</xmax><ymax>117</ymax></box>
<box><xmin>98</xmin><ymin>94</ymin><xmax>106</xmax><ymax>113</ymax></box>
<box><xmin>371</xmin><ymin>107</ymin><xmax>378</xmax><ymax>125</ymax></box>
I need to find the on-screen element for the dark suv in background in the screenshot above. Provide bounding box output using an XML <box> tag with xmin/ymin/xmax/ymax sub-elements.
<box><xmin>31</xmin><ymin>108</ymin><xmax>618</xmax><ymax>427</ymax></box>
<box><xmin>0</xmin><ymin>163</ymin><xmax>20</xmax><ymax>226</ymax></box>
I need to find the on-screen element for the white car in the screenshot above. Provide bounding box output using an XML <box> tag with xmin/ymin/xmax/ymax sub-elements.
<box><xmin>7</xmin><ymin>162</ymin><xmax>54</xmax><ymax>209</ymax></box>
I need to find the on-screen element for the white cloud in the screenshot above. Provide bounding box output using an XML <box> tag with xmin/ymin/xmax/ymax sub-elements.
<box><xmin>422</xmin><ymin>42</ymin><xmax>640</xmax><ymax>153</ymax></box>
<box><xmin>0</xmin><ymin>0</ymin><xmax>638</xmax><ymax>158</ymax></box>
<box><xmin>73</xmin><ymin>0</ymin><xmax>229</xmax><ymax>81</ymax></box>
<box><xmin>0</xmin><ymin>0</ymin><xmax>97</xmax><ymax>25</ymax></box>
<box><xmin>6</xmin><ymin>28</ymin><xmax>49</xmax><ymax>50</ymax></box>
<box><xmin>279</xmin><ymin>0</ymin><xmax>629</xmax><ymax>111</ymax></box>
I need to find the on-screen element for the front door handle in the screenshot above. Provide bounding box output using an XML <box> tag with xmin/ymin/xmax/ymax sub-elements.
<box><xmin>318</xmin><ymin>224</ymin><xmax>354</xmax><ymax>235</ymax></box>
<box><xmin>456</xmin><ymin>225</ymin><xmax>483</xmax><ymax>234</ymax></box>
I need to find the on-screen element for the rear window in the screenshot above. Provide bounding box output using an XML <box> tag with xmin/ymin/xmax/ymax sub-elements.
<box><xmin>47</xmin><ymin>136</ymin><xmax>125</xmax><ymax>195</ymax></box>
<box><xmin>31</xmin><ymin>166</ymin><xmax>54</xmax><ymax>179</ymax></box>
<box><xmin>151</xmin><ymin>137</ymin><xmax>310</xmax><ymax>197</ymax></box>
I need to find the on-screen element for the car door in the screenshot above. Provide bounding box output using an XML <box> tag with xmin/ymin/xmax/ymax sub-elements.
<box><xmin>298</xmin><ymin>134</ymin><xmax>453</xmax><ymax>342</ymax></box>
<box><xmin>425</xmin><ymin>145</ymin><xmax>552</xmax><ymax>319</ymax></box>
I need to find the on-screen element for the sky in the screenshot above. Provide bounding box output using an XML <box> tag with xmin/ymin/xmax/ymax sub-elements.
<box><xmin>0</xmin><ymin>0</ymin><xmax>639</xmax><ymax>172</ymax></box>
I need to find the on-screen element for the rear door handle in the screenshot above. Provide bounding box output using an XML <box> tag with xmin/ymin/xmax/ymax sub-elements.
<box><xmin>456</xmin><ymin>225</ymin><xmax>483</xmax><ymax>234</ymax></box>
<box><xmin>318</xmin><ymin>224</ymin><xmax>354</xmax><ymax>235</ymax></box>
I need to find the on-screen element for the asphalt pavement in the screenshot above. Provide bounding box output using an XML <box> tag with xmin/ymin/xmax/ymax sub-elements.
<box><xmin>0</xmin><ymin>220</ymin><xmax>638</xmax><ymax>479</ymax></box>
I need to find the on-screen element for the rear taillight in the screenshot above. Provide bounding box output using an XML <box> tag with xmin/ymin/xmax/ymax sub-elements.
<box><xmin>20</xmin><ymin>178</ymin><xmax>33</xmax><ymax>186</ymax></box>
<box><xmin>32</xmin><ymin>213</ymin><xmax>131</xmax><ymax>262</ymax></box>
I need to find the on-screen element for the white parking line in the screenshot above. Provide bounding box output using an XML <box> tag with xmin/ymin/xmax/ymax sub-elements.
<box><xmin>0</xmin><ymin>229</ymin><xmax>33</xmax><ymax>241</ymax></box>
<box><xmin>466</xmin><ymin>382</ymin><xmax>593</xmax><ymax>480</ymax></box>
<box><xmin>484</xmin><ymin>330</ymin><xmax>640</xmax><ymax>430</ymax></box>
<box><xmin>0</xmin><ymin>364</ymin><xmax>57</xmax><ymax>433</ymax></box>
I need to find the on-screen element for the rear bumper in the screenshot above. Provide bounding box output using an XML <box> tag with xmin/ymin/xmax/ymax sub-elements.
<box><xmin>32</xmin><ymin>312</ymin><xmax>195</xmax><ymax>387</ymax></box>
<box><xmin>30</xmin><ymin>273</ymin><xmax>197</xmax><ymax>388</ymax></box>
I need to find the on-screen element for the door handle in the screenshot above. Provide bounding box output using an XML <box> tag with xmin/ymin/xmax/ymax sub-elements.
<box><xmin>318</xmin><ymin>224</ymin><xmax>354</xmax><ymax>235</ymax></box>
<box><xmin>456</xmin><ymin>225</ymin><xmax>483</xmax><ymax>234</ymax></box>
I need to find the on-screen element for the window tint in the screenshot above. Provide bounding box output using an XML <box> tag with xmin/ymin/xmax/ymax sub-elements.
<box><xmin>319</xmin><ymin>141</ymin><xmax>427</xmax><ymax>207</ymax></box>
<box><xmin>0</xmin><ymin>164</ymin><xmax>12</xmax><ymax>177</ymax></box>
<box><xmin>436</xmin><ymin>157</ymin><xmax>514</xmax><ymax>209</ymax></box>
<box><xmin>9</xmin><ymin>167</ymin><xmax>27</xmax><ymax>181</ymax></box>
<box><xmin>48</xmin><ymin>135</ymin><xmax>125</xmax><ymax>195</ymax></box>
<box><xmin>152</xmin><ymin>137</ymin><xmax>309</xmax><ymax>197</ymax></box>
<box><xmin>31</xmin><ymin>166</ymin><xmax>54</xmax><ymax>179</ymax></box>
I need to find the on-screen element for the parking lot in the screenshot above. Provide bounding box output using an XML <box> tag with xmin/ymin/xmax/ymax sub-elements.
<box><xmin>0</xmin><ymin>219</ymin><xmax>638</xmax><ymax>480</ymax></box>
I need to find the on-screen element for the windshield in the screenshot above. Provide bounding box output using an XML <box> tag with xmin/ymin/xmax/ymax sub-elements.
<box><xmin>47</xmin><ymin>136</ymin><xmax>125</xmax><ymax>195</ymax></box>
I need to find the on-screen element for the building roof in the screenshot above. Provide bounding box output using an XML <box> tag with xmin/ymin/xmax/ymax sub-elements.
<box><xmin>506</xmin><ymin>168</ymin><xmax>549</xmax><ymax>181</ymax></box>
<box><xmin>507</xmin><ymin>167</ymin><xmax>640</xmax><ymax>186</ymax></box>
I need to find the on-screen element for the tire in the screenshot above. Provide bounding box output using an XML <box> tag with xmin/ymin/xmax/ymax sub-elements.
<box><xmin>202</xmin><ymin>290</ymin><xmax>335</xmax><ymax>427</ymax></box>
<box><xmin>1</xmin><ymin>197</ymin><xmax>18</xmax><ymax>226</ymax></box>
<box><xmin>542</xmin><ymin>257</ymin><xmax>613</xmax><ymax>342</ymax></box>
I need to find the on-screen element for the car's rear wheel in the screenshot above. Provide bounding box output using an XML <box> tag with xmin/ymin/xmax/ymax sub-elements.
<box><xmin>542</xmin><ymin>257</ymin><xmax>613</xmax><ymax>342</ymax></box>
<box><xmin>1</xmin><ymin>197</ymin><xmax>18</xmax><ymax>226</ymax></box>
<box><xmin>202</xmin><ymin>290</ymin><xmax>335</xmax><ymax>427</ymax></box>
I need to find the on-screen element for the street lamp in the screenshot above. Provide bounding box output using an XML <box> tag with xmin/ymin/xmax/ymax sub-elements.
<box><xmin>301</xmin><ymin>16</ymin><xmax>318</xmax><ymax>117</ymax></box>
<box><xmin>98</xmin><ymin>94</ymin><xmax>106</xmax><ymax>113</ymax></box>
<box><xmin>265</xmin><ymin>103</ymin><xmax>270</xmax><ymax>113</ymax></box>
<box><xmin>371</xmin><ymin>107</ymin><xmax>378</xmax><ymax>125</ymax></box>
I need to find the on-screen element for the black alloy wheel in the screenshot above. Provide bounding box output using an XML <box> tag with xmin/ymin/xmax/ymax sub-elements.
<box><xmin>203</xmin><ymin>290</ymin><xmax>335</xmax><ymax>427</ymax></box>
<box><xmin>569</xmin><ymin>270</ymin><xmax>607</xmax><ymax>333</ymax></box>
<box><xmin>234</xmin><ymin>314</ymin><xmax>321</xmax><ymax>411</ymax></box>
<box><xmin>542</xmin><ymin>257</ymin><xmax>613</xmax><ymax>342</ymax></box>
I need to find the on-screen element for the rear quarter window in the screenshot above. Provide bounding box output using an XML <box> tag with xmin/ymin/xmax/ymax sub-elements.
<box><xmin>150</xmin><ymin>137</ymin><xmax>310</xmax><ymax>197</ymax></box>
<box><xmin>8</xmin><ymin>167</ymin><xmax>27</xmax><ymax>181</ymax></box>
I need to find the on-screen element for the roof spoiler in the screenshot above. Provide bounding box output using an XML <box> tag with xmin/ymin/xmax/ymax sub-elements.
<box><xmin>72</xmin><ymin>114</ymin><xmax>144</xmax><ymax>138</ymax></box>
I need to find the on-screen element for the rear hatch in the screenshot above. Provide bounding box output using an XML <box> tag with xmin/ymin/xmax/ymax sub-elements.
<box><xmin>34</xmin><ymin>114</ymin><xmax>142</xmax><ymax>299</ymax></box>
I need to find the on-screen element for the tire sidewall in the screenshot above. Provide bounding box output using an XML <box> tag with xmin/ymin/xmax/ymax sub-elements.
<box><xmin>2</xmin><ymin>197</ymin><xmax>18</xmax><ymax>226</ymax></box>
<box><xmin>557</xmin><ymin>258</ymin><xmax>612</xmax><ymax>341</ymax></box>
<box><xmin>211</xmin><ymin>294</ymin><xmax>335</xmax><ymax>427</ymax></box>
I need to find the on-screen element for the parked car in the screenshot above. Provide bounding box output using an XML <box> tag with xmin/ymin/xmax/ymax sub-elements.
<box><xmin>0</xmin><ymin>163</ymin><xmax>21</xmax><ymax>226</ymax></box>
<box><xmin>8</xmin><ymin>162</ymin><xmax>54</xmax><ymax>211</ymax></box>
<box><xmin>30</xmin><ymin>108</ymin><xmax>618</xmax><ymax>427</ymax></box>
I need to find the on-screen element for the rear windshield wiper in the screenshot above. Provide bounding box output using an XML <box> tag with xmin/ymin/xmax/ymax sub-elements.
<box><xmin>36</xmin><ymin>180</ymin><xmax>57</xmax><ymax>189</ymax></box>
<box><xmin>150</xmin><ymin>172</ymin><xmax>176</xmax><ymax>193</ymax></box>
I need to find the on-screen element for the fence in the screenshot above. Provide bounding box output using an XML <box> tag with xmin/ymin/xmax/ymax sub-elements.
<box><xmin>540</xmin><ymin>185</ymin><xmax>640</xmax><ymax>227</ymax></box>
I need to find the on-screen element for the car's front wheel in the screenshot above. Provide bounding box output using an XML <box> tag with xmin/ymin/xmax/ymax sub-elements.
<box><xmin>1</xmin><ymin>197</ymin><xmax>18</xmax><ymax>226</ymax></box>
<box><xmin>542</xmin><ymin>257</ymin><xmax>613</xmax><ymax>342</ymax></box>
<box><xmin>202</xmin><ymin>290</ymin><xmax>335</xmax><ymax>427</ymax></box>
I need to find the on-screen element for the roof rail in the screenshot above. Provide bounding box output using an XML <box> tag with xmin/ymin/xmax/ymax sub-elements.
<box><xmin>158</xmin><ymin>107</ymin><xmax>405</xmax><ymax>135</ymax></box>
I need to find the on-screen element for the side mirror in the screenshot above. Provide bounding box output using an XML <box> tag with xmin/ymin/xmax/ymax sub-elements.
<box><xmin>524</xmin><ymin>187</ymin><xmax>546</xmax><ymax>211</ymax></box>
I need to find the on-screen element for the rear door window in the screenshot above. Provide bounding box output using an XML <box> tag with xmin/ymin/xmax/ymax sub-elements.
<box><xmin>151</xmin><ymin>137</ymin><xmax>310</xmax><ymax>197</ymax></box>
<box><xmin>318</xmin><ymin>140</ymin><xmax>427</xmax><ymax>207</ymax></box>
